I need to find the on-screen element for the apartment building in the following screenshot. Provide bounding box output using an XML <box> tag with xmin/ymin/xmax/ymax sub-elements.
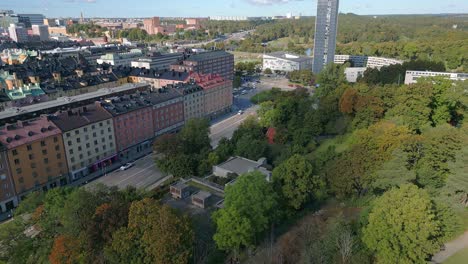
<box><xmin>96</xmin><ymin>49</ymin><xmax>144</xmax><ymax>67</ymax></box>
<box><xmin>129</xmin><ymin>69</ymin><xmax>190</xmax><ymax>89</ymax></box>
<box><xmin>171</xmin><ymin>50</ymin><xmax>234</xmax><ymax>81</ymax></box>
<box><xmin>0</xmin><ymin>144</ymin><xmax>16</xmax><ymax>214</ymax></box>
<box><xmin>147</xmin><ymin>89</ymin><xmax>185</xmax><ymax>136</ymax></box>
<box><xmin>97</xmin><ymin>95</ymin><xmax>155</xmax><ymax>161</ymax></box>
<box><xmin>0</xmin><ymin>117</ymin><xmax>68</xmax><ymax>199</ymax></box>
<box><xmin>130</xmin><ymin>52</ymin><xmax>184</xmax><ymax>70</ymax></box>
<box><xmin>31</xmin><ymin>24</ymin><xmax>49</xmax><ymax>41</ymax></box>
<box><xmin>263</xmin><ymin>52</ymin><xmax>312</xmax><ymax>72</ymax></box>
<box><xmin>50</xmin><ymin>105</ymin><xmax>116</xmax><ymax>182</ymax></box>
<box><xmin>192</xmin><ymin>73</ymin><xmax>233</xmax><ymax>119</ymax></box>
<box><xmin>404</xmin><ymin>71</ymin><xmax>468</xmax><ymax>85</ymax></box>
<box><xmin>334</xmin><ymin>55</ymin><xmax>403</xmax><ymax>69</ymax></box>
<box><xmin>171</xmin><ymin>82</ymin><xmax>205</xmax><ymax>121</ymax></box>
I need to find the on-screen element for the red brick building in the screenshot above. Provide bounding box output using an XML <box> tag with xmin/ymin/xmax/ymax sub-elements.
<box><xmin>147</xmin><ymin>88</ymin><xmax>185</xmax><ymax>136</ymax></box>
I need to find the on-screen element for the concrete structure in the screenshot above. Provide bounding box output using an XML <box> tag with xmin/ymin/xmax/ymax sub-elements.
<box><xmin>50</xmin><ymin>105</ymin><xmax>116</xmax><ymax>182</ymax></box>
<box><xmin>213</xmin><ymin>156</ymin><xmax>271</xmax><ymax>181</ymax></box>
<box><xmin>404</xmin><ymin>71</ymin><xmax>468</xmax><ymax>85</ymax></box>
<box><xmin>31</xmin><ymin>24</ymin><xmax>49</xmax><ymax>41</ymax></box>
<box><xmin>263</xmin><ymin>52</ymin><xmax>312</xmax><ymax>72</ymax></box>
<box><xmin>192</xmin><ymin>191</ymin><xmax>211</xmax><ymax>208</ymax></box>
<box><xmin>192</xmin><ymin>73</ymin><xmax>233</xmax><ymax>119</ymax></box>
<box><xmin>313</xmin><ymin>0</ymin><xmax>339</xmax><ymax>74</ymax></box>
<box><xmin>334</xmin><ymin>55</ymin><xmax>403</xmax><ymax>69</ymax></box>
<box><xmin>97</xmin><ymin>95</ymin><xmax>154</xmax><ymax>162</ymax></box>
<box><xmin>18</xmin><ymin>14</ymin><xmax>44</xmax><ymax>25</ymax></box>
<box><xmin>48</xmin><ymin>26</ymin><xmax>67</xmax><ymax>36</ymax></box>
<box><xmin>8</xmin><ymin>24</ymin><xmax>28</xmax><ymax>43</ymax></box>
<box><xmin>344</xmin><ymin>67</ymin><xmax>367</xmax><ymax>83</ymax></box>
<box><xmin>43</xmin><ymin>18</ymin><xmax>57</xmax><ymax>27</ymax></box>
<box><xmin>97</xmin><ymin>49</ymin><xmax>143</xmax><ymax>67</ymax></box>
<box><xmin>171</xmin><ymin>82</ymin><xmax>205</xmax><ymax>121</ymax></box>
<box><xmin>171</xmin><ymin>50</ymin><xmax>234</xmax><ymax>81</ymax></box>
<box><xmin>130</xmin><ymin>70</ymin><xmax>191</xmax><ymax>89</ymax></box>
<box><xmin>170</xmin><ymin>182</ymin><xmax>190</xmax><ymax>199</ymax></box>
<box><xmin>0</xmin><ymin>117</ymin><xmax>68</xmax><ymax>199</ymax></box>
<box><xmin>0</xmin><ymin>144</ymin><xmax>17</xmax><ymax>214</ymax></box>
<box><xmin>130</xmin><ymin>52</ymin><xmax>184</xmax><ymax>70</ymax></box>
<box><xmin>148</xmin><ymin>88</ymin><xmax>185</xmax><ymax>136</ymax></box>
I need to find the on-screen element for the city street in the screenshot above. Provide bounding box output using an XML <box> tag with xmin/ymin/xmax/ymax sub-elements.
<box><xmin>87</xmin><ymin>77</ymin><xmax>283</xmax><ymax>190</ymax></box>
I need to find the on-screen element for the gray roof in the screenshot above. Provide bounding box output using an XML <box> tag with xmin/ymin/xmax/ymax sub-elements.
<box><xmin>216</xmin><ymin>156</ymin><xmax>262</xmax><ymax>175</ymax></box>
<box><xmin>49</xmin><ymin>104</ymin><xmax>112</xmax><ymax>132</ymax></box>
<box><xmin>265</xmin><ymin>51</ymin><xmax>312</xmax><ymax>63</ymax></box>
<box><xmin>187</xmin><ymin>50</ymin><xmax>233</xmax><ymax>62</ymax></box>
<box><xmin>193</xmin><ymin>191</ymin><xmax>212</xmax><ymax>200</ymax></box>
<box><xmin>172</xmin><ymin>182</ymin><xmax>188</xmax><ymax>190</ymax></box>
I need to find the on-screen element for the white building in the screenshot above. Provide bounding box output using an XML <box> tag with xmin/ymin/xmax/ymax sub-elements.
<box><xmin>344</xmin><ymin>67</ymin><xmax>367</xmax><ymax>83</ymax></box>
<box><xmin>131</xmin><ymin>52</ymin><xmax>183</xmax><ymax>70</ymax></box>
<box><xmin>404</xmin><ymin>71</ymin><xmax>468</xmax><ymax>85</ymax></box>
<box><xmin>96</xmin><ymin>49</ymin><xmax>143</xmax><ymax>67</ymax></box>
<box><xmin>263</xmin><ymin>52</ymin><xmax>312</xmax><ymax>72</ymax></box>
<box><xmin>334</xmin><ymin>55</ymin><xmax>403</xmax><ymax>69</ymax></box>
<box><xmin>8</xmin><ymin>24</ymin><xmax>28</xmax><ymax>43</ymax></box>
<box><xmin>32</xmin><ymin>24</ymin><xmax>49</xmax><ymax>41</ymax></box>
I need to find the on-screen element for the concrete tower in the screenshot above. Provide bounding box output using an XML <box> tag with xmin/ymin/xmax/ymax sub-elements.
<box><xmin>312</xmin><ymin>0</ymin><xmax>339</xmax><ymax>74</ymax></box>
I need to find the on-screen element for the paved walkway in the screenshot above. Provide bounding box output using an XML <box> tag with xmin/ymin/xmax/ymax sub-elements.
<box><xmin>431</xmin><ymin>231</ymin><xmax>468</xmax><ymax>263</ymax></box>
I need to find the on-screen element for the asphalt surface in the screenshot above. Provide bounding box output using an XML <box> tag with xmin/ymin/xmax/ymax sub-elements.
<box><xmin>87</xmin><ymin>77</ymin><xmax>286</xmax><ymax>190</ymax></box>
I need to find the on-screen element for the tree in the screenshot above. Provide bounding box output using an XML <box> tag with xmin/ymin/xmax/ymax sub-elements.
<box><xmin>264</xmin><ymin>68</ymin><xmax>273</xmax><ymax>75</ymax></box>
<box><xmin>213</xmin><ymin>171</ymin><xmax>278</xmax><ymax>253</ymax></box>
<box><xmin>272</xmin><ymin>155</ymin><xmax>324</xmax><ymax>209</ymax></box>
<box><xmin>107</xmin><ymin>198</ymin><xmax>194</xmax><ymax>264</ymax></box>
<box><xmin>49</xmin><ymin>235</ymin><xmax>81</xmax><ymax>264</ymax></box>
<box><xmin>233</xmin><ymin>76</ymin><xmax>242</xmax><ymax>88</ymax></box>
<box><xmin>363</xmin><ymin>184</ymin><xmax>441</xmax><ymax>264</ymax></box>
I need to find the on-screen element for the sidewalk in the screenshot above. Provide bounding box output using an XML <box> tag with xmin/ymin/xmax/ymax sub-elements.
<box><xmin>431</xmin><ymin>231</ymin><xmax>468</xmax><ymax>263</ymax></box>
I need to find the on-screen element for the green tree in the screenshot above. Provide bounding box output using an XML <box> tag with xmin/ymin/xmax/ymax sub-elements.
<box><xmin>363</xmin><ymin>184</ymin><xmax>441</xmax><ymax>264</ymax></box>
<box><xmin>272</xmin><ymin>154</ymin><xmax>324</xmax><ymax>209</ymax></box>
<box><xmin>213</xmin><ymin>171</ymin><xmax>277</xmax><ymax>253</ymax></box>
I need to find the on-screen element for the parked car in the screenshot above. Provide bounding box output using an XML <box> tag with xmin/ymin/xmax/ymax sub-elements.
<box><xmin>120</xmin><ymin>163</ymin><xmax>134</xmax><ymax>171</ymax></box>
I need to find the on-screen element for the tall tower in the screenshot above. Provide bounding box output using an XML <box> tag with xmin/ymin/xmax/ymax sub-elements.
<box><xmin>312</xmin><ymin>0</ymin><xmax>339</xmax><ymax>74</ymax></box>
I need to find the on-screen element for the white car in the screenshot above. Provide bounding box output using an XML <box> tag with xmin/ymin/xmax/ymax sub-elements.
<box><xmin>238</xmin><ymin>110</ymin><xmax>244</xmax><ymax>115</ymax></box>
<box><xmin>120</xmin><ymin>163</ymin><xmax>134</xmax><ymax>171</ymax></box>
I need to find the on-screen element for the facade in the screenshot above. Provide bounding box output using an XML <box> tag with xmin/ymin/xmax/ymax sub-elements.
<box><xmin>8</xmin><ymin>24</ymin><xmax>28</xmax><ymax>43</ymax></box>
<box><xmin>18</xmin><ymin>14</ymin><xmax>45</xmax><ymax>25</ymax></box>
<box><xmin>143</xmin><ymin>17</ymin><xmax>160</xmax><ymax>35</ymax></box>
<box><xmin>48</xmin><ymin>26</ymin><xmax>67</xmax><ymax>35</ymax></box>
<box><xmin>148</xmin><ymin>88</ymin><xmax>185</xmax><ymax>136</ymax></box>
<box><xmin>404</xmin><ymin>71</ymin><xmax>468</xmax><ymax>85</ymax></box>
<box><xmin>334</xmin><ymin>55</ymin><xmax>403</xmax><ymax>69</ymax></box>
<box><xmin>171</xmin><ymin>50</ymin><xmax>234</xmax><ymax>81</ymax></box>
<box><xmin>192</xmin><ymin>191</ymin><xmax>211</xmax><ymax>208</ymax></box>
<box><xmin>171</xmin><ymin>82</ymin><xmax>205</xmax><ymax>121</ymax></box>
<box><xmin>96</xmin><ymin>49</ymin><xmax>143</xmax><ymax>67</ymax></box>
<box><xmin>130</xmin><ymin>70</ymin><xmax>191</xmax><ymax>89</ymax></box>
<box><xmin>192</xmin><ymin>73</ymin><xmax>233</xmax><ymax>119</ymax></box>
<box><xmin>170</xmin><ymin>182</ymin><xmax>190</xmax><ymax>199</ymax></box>
<box><xmin>0</xmin><ymin>117</ymin><xmax>68</xmax><ymax>199</ymax></box>
<box><xmin>344</xmin><ymin>67</ymin><xmax>367</xmax><ymax>83</ymax></box>
<box><xmin>0</xmin><ymin>144</ymin><xmax>17</xmax><ymax>214</ymax></box>
<box><xmin>31</xmin><ymin>24</ymin><xmax>49</xmax><ymax>41</ymax></box>
<box><xmin>97</xmin><ymin>95</ymin><xmax>154</xmax><ymax>162</ymax></box>
<box><xmin>313</xmin><ymin>0</ymin><xmax>340</xmax><ymax>74</ymax></box>
<box><xmin>130</xmin><ymin>52</ymin><xmax>184</xmax><ymax>70</ymax></box>
<box><xmin>50</xmin><ymin>105</ymin><xmax>117</xmax><ymax>182</ymax></box>
<box><xmin>263</xmin><ymin>52</ymin><xmax>313</xmax><ymax>72</ymax></box>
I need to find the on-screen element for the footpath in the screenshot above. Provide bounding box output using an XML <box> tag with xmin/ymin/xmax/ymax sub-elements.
<box><xmin>431</xmin><ymin>231</ymin><xmax>468</xmax><ymax>263</ymax></box>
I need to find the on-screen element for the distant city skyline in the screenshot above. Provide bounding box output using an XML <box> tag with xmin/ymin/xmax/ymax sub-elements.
<box><xmin>2</xmin><ymin>0</ymin><xmax>468</xmax><ymax>18</ymax></box>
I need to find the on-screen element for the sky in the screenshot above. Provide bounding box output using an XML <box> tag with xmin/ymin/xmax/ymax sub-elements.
<box><xmin>2</xmin><ymin>0</ymin><xmax>468</xmax><ymax>18</ymax></box>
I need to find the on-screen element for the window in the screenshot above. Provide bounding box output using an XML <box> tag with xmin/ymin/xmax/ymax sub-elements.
<box><xmin>68</xmin><ymin>141</ymin><xmax>72</xmax><ymax>146</ymax></box>
<box><xmin>27</xmin><ymin>145</ymin><xmax>32</xmax><ymax>151</ymax></box>
<box><xmin>12</xmin><ymin>149</ymin><xmax>18</xmax><ymax>155</ymax></box>
<box><xmin>56</xmin><ymin>154</ymin><xmax>61</xmax><ymax>159</ymax></box>
<box><xmin>41</xmin><ymin>141</ymin><xmax>46</xmax><ymax>147</ymax></box>
<box><xmin>109</xmin><ymin>135</ymin><xmax>113</xmax><ymax>140</ymax></box>
<box><xmin>85</xmin><ymin>135</ymin><xmax>89</xmax><ymax>140</ymax></box>
<box><xmin>71</xmin><ymin>157</ymin><xmax>75</xmax><ymax>162</ymax></box>
<box><xmin>93</xmin><ymin>132</ymin><xmax>97</xmax><ymax>137</ymax></box>
<box><xmin>54</xmin><ymin>137</ymin><xmax>58</xmax><ymax>143</ymax></box>
<box><xmin>32</xmin><ymin>172</ymin><xmax>38</xmax><ymax>178</ymax></box>
<box><xmin>76</xmin><ymin>138</ymin><xmax>81</xmax><ymax>143</ymax></box>
<box><xmin>86</xmin><ymin>143</ymin><xmax>90</xmax><ymax>148</ymax></box>
<box><xmin>84</xmin><ymin>127</ymin><xmax>88</xmax><ymax>132</ymax></box>
<box><xmin>107</xmin><ymin>120</ymin><xmax>110</xmax><ymax>125</ymax></box>
<box><xmin>44</xmin><ymin>158</ymin><xmax>49</xmax><ymax>164</ymax></box>
<box><xmin>42</xmin><ymin>149</ymin><xmax>47</xmax><ymax>155</ymax></box>
<box><xmin>18</xmin><ymin>177</ymin><xmax>24</xmax><ymax>183</ymax></box>
<box><xmin>31</xmin><ymin>163</ymin><xmax>36</xmax><ymax>169</ymax></box>
<box><xmin>92</xmin><ymin>125</ymin><xmax>96</xmax><ymax>129</ymax></box>
<box><xmin>16</xmin><ymin>168</ymin><xmax>22</xmax><ymax>174</ymax></box>
<box><xmin>95</xmin><ymin>148</ymin><xmax>99</xmax><ymax>152</ymax></box>
<box><xmin>94</xmin><ymin>140</ymin><xmax>98</xmax><ymax>145</ymax></box>
<box><xmin>78</xmin><ymin>146</ymin><xmax>82</xmax><ymax>151</ymax></box>
<box><xmin>55</xmin><ymin>145</ymin><xmax>60</xmax><ymax>151</ymax></box>
<box><xmin>14</xmin><ymin>159</ymin><xmax>19</xmax><ymax>165</ymax></box>
<box><xmin>66</xmin><ymin>132</ymin><xmax>71</xmax><ymax>137</ymax></box>
<box><xmin>99</xmin><ymin>122</ymin><xmax>103</xmax><ymax>127</ymax></box>
<box><xmin>75</xmin><ymin>130</ymin><xmax>79</xmax><ymax>135</ymax></box>
<box><xmin>79</xmin><ymin>154</ymin><xmax>83</xmax><ymax>159</ymax></box>
<box><xmin>101</xmin><ymin>130</ymin><xmax>104</xmax><ymax>135</ymax></box>
<box><xmin>29</xmin><ymin>154</ymin><xmax>34</xmax><ymax>160</ymax></box>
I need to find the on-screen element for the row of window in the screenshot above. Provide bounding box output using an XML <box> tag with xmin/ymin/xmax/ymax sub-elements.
<box><xmin>11</xmin><ymin>137</ymin><xmax>59</xmax><ymax>156</ymax></box>
<box><xmin>67</xmin><ymin>131</ymin><xmax>112</xmax><ymax>146</ymax></box>
<box><xmin>65</xmin><ymin>121</ymin><xmax>110</xmax><ymax>137</ymax></box>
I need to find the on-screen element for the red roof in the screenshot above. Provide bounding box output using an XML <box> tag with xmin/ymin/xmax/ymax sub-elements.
<box><xmin>190</xmin><ymin>72</ymin><xmax>226</xmax><ymax>90</ymax></box>
<box><xmin>266</xmin><ymin>127</ymin><xmax>276</xmax><ymax>144</ymax></box>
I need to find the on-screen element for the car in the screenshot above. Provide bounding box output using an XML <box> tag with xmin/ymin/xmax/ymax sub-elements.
<box><xmin>120</xmin><ymin>163</ymin><xmax>134</xmax><ymax>171</ymax></box>
<box><xmin>237</xmin><ymin>110</ymin><xmax>244</xmax><ymax>115</ymax></box>
<box><xmin>256</xmin><ymin>80</ymin><xmax>261</xmax><ymax>83</ymax></box>
<box><xmin>241</xmin><ymin>91</ymin><xmax>246</xmax><ymax>95</ymax></box>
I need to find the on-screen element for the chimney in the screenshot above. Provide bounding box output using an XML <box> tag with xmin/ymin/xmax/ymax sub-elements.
<box><xmin>16</xmin><ymin>120</ymin><xmax>23</xmax><ymax>128</ymax></box>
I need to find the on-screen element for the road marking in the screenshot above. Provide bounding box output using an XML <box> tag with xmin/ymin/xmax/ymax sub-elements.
<box><xmin>114</xmin><ymin>163</ymin><xmax>156</xmax><ymax>186</ymax></box>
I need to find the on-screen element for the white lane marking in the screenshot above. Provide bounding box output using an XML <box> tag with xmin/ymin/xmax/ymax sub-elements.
<box><xmin>115</xmin><ymin>162</ymin><xmax>156</xmax><ymax>186</ymax></box>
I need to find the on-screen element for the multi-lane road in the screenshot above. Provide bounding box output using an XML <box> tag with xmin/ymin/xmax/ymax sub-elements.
<box><xmin>89</xmin><ymin>81</ymin><xmax>266</xmax><ymax>190</ymax></box>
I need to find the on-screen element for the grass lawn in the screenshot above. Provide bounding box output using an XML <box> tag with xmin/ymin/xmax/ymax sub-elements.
<box><xmin>229</xmin><ymin>51</ymin><xmax>263</xmax><ymax>62</ymax></box>
<box><xmin>443</xmin><ymin>247</ymin><xmax>468</xmax><ymax>264</ymax></box>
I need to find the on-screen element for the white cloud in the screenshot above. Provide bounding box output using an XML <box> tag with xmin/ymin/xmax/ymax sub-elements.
<box><xmin>246</xmin><ymin>0</ymin><xmax>302</xmax><ymax>5</ymax></box>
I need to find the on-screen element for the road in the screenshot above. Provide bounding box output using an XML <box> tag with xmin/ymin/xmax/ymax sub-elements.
<box><xmin>87</xmin><ymin>76</ymin><xmax>285</xmax><ymax>190</ymax></box>
<box><xmin>431</xmin><ymin>231</ymin><xmax>468</xmax><ymax>263</ymax></box>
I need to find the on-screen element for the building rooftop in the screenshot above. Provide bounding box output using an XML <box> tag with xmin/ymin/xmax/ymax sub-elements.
<box><xmin>190</xmin><ymin>73</ymin><xmax>227</xmax><ymax>90</ymax></box>
<box><xmin>130</xmin><ymin>68</ymin><xmax>190</xmax><ymax>81</ymax></box>
<box><xmin>49</xmin><ymin>104</ymin><xmax>112</xmax><ymax>132</ymax></box>
<box><xmin>265</xmin><ymin>51</ymin><xmax>312</xmax><ymax>63</ymax></box>
<box><xmin>167</xmin><ymin>81</ymin><xmax>203</xmax><ymax>96</ymax></box>
<box><xmin>186</xmin><ymin>50</ymin><xmax>232</xmax><ymax>62</ymax></box>
<box><xmin>172</xmin><ymin>182</ymin><xmax>188</xmax><ymax>190</ymax></box>
<box><xmin>146</xmin><ymin>87</ymin><xmax>182</xmax><ymax>105</ymax></box>
<box><xmin>0</xmin><ymin>116</ymin><xmax>61</xmax><ymax>149</ymax></box>
<box><xmin>98</xmin><ymin>93</ymin><xmax>152</xmax><ymax>116</ymax></box>
<box><xmin>215</xmin><ymin>156</ymin><xmax>263</xmax><ymax>176</ymax></box>
<box><xmin>193</xmin><ymin>190</ymin><xmax>212</xmax><ymax>200</ymax></box>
